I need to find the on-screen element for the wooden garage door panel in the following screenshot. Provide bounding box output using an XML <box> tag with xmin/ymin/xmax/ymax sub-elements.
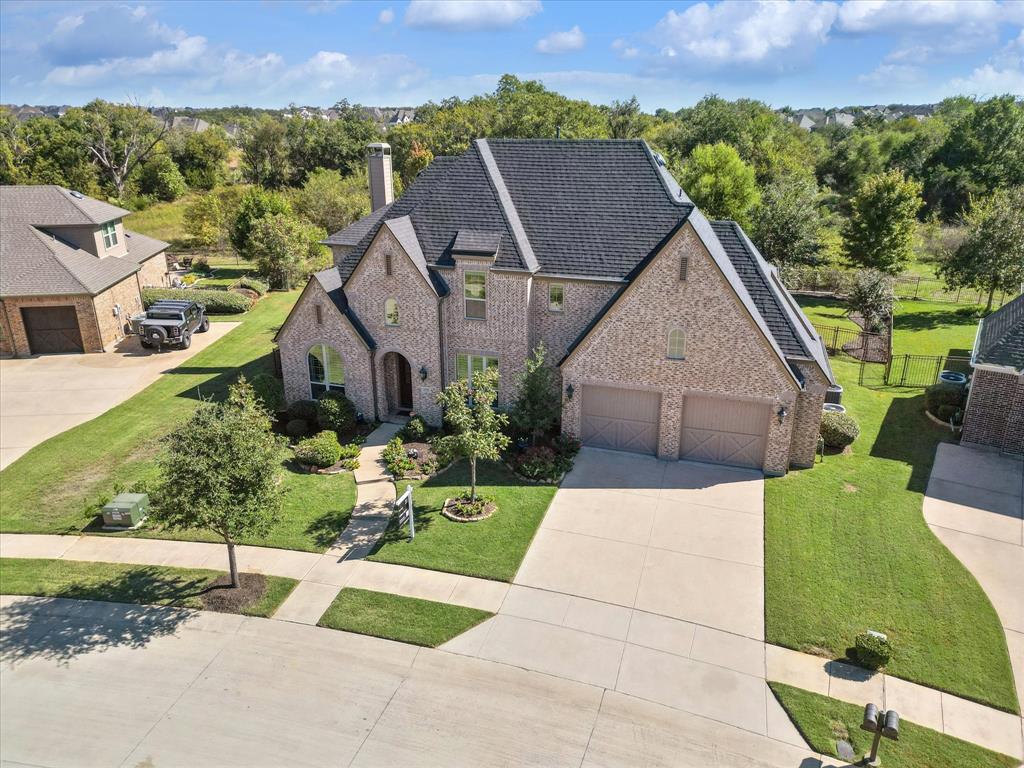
<box><xmin>582</xmin><ymin>386</ymin><xmax>660</xmax><ymax>455</ymax></box>
<box><xmin>680</xmin><ymin>396</ymin><xmax>768</xmax><ymax>469</ymax></box>
<box><xmin>21</xmin><ymin>306</ymin><xmax>84</xmax><ymax>354</ymax></box>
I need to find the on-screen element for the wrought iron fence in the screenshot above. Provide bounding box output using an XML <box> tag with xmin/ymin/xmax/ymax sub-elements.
<box><xmin>812</xmin><ymin>322</ymin><xmax>890</xmax><ymax>363</ymax></box>
<box><xmin>882</xmin><ymin>354</ymin><xmax>973</xmax><ymax>388</ymax></box>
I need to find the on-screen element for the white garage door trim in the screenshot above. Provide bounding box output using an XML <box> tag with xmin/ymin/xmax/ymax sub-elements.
<box><xmin>680</xmin><ymin>395</ymin><xmax>770</xmax><ymax>469</ymax></box>
<box><xmin>581</xmin><ymin>385</ymin><xmax>661</xmax><ymax>455</ymax></box>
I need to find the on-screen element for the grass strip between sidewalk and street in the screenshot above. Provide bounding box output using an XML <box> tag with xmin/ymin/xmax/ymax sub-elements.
<box><xmin>317</xmin><ymin>587</ymin><xmax>492</xmax><ymax>647</ymax></box>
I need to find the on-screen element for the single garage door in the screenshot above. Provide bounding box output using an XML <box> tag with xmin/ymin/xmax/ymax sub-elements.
<box><xmin>680</xmin><ymin>396</ymin><xmax>769</xmax><ymax>469</ymax></box>
<box><xmin>21</xmin><ymin>306</ymin><xmax>84</xmax><ymax>354</ymax></box>
<box><xmin>581</xmin><ymin>385</ymin><xmax>661</xmax><ymax>455</ymax></box>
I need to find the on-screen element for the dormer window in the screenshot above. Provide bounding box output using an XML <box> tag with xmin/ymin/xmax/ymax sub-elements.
<box><xmin>101</xmin><ymin>222</ymin><xmax>118</xmax><ymax>249</ymax></box>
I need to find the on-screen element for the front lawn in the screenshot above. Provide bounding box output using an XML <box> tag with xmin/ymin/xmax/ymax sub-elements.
<box><xmin>0</xmin><ymin>291</ymin><xmax>356</xmax><ymax>553</ymax></box>
<box><xmin>318</xmin><ymin>588</ymin><xmax>492</xmax><ymax>647</ymax></box>
<box><xmin>765</xmin><ymin>358</ymin><xmax>1018</xmax><ymax>713</ymax></box>
<box><xmin>769</xmin><ymin>683</ymin><xmax>1018</xmax><ymax>768</ymax></box>
<box><xmin>368</xmin><ymin>459</ymin><xmax>557</xmax><ymax>582</ymax></box>
<box><xmin>1</xmin><ymin>557</ymin><xmax>297</xmax><ymax>618</ymax></box>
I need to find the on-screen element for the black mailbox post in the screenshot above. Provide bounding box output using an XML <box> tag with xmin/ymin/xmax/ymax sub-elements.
<box><xmin>861</xmin><ymin>703</ymin><xmax>899</xmax><ymax>766</ymax></box>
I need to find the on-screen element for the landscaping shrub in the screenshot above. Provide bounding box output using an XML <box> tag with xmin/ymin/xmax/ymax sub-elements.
<box><xmin>338</xmin><ymin>442</ymin><xmax>360</xmax><ymax>471</ymax></box>
<box><xmin>287</xmin><ymin>399</ymin><xmax>319</xmax><ymax>423</ymax></box>
<box><xmin>250</xmin><ymin>373</ymin><xmax>284</xmax><ymax>414</ymax></box>
<box><xmin>513</xmin><ymin>446</ymin><xmax>561</xmax><ymax>481</ymax></box>
<box><xmin>181</xmin><ymin>273</ymin><xmax>199</xmax><ymax>286</ymax></box>
<box><xmin>192</xmin><ymin>257</ymin><xmax>212</xmax><ymax>274</ymax></box>
<box><xmin>820</xmin><ymin>411</ymin><xmax>860</xmax><ymax>449</ymax></box>
<box><xmin>936</xmin><ymin>404</ymin><xmax>964</xmax><ymax>424</ymax></box>
<box><xmin>230</xmin><ymin>275</ymin><xmax>269</xmax><ymax>296</ymax></box>
<box><xmin>294</xmin><ymin>430</ymin><xmax>343</xmax><ymax>468</ymax></box>
<box><xmin>553</xmin><ymin>433</ymin><xmax>581</xmax><ymax>459</ymax></box>
<box><xmin>926</xmin><ymin>382</ymin><xmax>965</xmax><ymax>416</ymax></box>
<box><xmin>285</xmin><ymin>418</ymin><xmax>309</xmax><ymax>439</ymax></box>
<box><xmin>399</xmin><ymin>414</ymin><xmax>428</xmax><ymax>441</ymax></box>
<box><xmin>853</xmin><ymin>631</ymin><xmax>892</xmax><ymax>670</ymax></box>
<box><xmin>382</xmin><ymin>436</ymin><xmax>416</xmax><ymax>478</ymax></box>
<box><xmin>316</xmin><ymin>392</ymin><xmax>357</xmax><ymax>434</ymax></box>
<box><xmin>142</xmin><ymin>287</ymin><xmax>253</xmax><ymax>314</ymax></box>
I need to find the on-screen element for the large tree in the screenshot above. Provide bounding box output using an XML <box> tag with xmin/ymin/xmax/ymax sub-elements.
<box><xmin>679</xmin><ymin>142</ymin><xmax>760</xmax><ymax>227</ymax></box>
<box><xmin>0</xmin><ymin>108</ymin><xmax>99</xmax><ymax>192</ymax></box>
<box><xmin>153</xmin><ymin>378</ymin><xmax>283</xmax><ymax>588</ymax></box>
<box><xmin>750</xmin><ymin>174</ymin><xmax>822</xmax><ymax>267</ymax></box>
<box><xmin>940</xmin><ymin>186</ymin><xmax>1024</xmax><ymax>313</ymax></box>
<box><xmin>81</xmin><ymin>100</ymin><xmax>166</xmax><ymax>200</ymax></box>
<box><xmin>241</xmin><ymin>115</ymin><xmax>290</xmax><ymax>188</ymax></box>
<box><xmin>167</xmin><ymin>126</ymin><xmax>230</xmax><ymax>190</ymax></box>
<box><xmin>291</xmin><ymin>168</ymin><xmax>370</xmax><ymax>233</ymax></box>
<box><xmin>229</xmin><ymin>187</ymin><xmax>292</xmax><ymax>255</ymax></box>
<box><xmin>247</xmin><ymin>213</ymin><xmax>328</xmax><ymax>290</ymax></box>
<box><xmin>842</xmin><ymin>169</ymin><xmax>922</xmax><ymax>274</ymax></box>
<box><xmin>285</xmin><ymin>102</ymin><xmax>380</xmax><ymax>184</ymax></box>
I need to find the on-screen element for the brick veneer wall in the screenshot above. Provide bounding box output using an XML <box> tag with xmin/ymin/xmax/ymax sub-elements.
<box><xmin>93</xmin><ymin>274</ymin><xmax>144</xmax><ymax>349</ymax></box>
<box><xmin>0</xmin><ymin>293</ymin><xmax>102</xmax><ymax>355</ymax></box>
<box><xmin>0</xmin><ymin>301</ymin><xmax>14</xmax><ymax>356</ymax></box>
<box><xmin>277</xmin><ymin>280</ymin><xmax>376</xmax><ymax>421</ymax></box>
<box><xmin>963</xmin><ymin>368</ymin><xmax>1024</xmax><ymax>455</ymax></box>
<box><xmin>790</xmin><ymin>362</ymin><xmax>830</xmax><ymax>467</ymax></box>
<box><xmin>136</xmin><ymin>253</ymin><xmax>169</xmax><ymax>287</ymax></box>
<box><xmin>529</xmin><ymin>276</ymin><xmax>620</xmax><ymax>367</ymax></box>
<box><xmin>559</xmin><ymin>222</ymin><xmax>808</xmax><ymax>475</ymax></box>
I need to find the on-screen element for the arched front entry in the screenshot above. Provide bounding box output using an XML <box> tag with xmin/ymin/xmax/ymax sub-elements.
<box><xmin>382</xmin><ymin>350</ymin><xmax>414</xmax><ymax>417</ymax></box>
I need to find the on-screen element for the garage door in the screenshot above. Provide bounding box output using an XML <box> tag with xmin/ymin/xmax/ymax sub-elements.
<box><xmin>21</xmin><ymin>306</ymin><xmax>84</xmax><ymax>354</ymax></box>
<box><xmin>680</xmin><ymin>396</ymin><xmax>769</xmax><ymax>469</ymax></box>
<box><xmin>581</xmin><ymin>385</ymin><xmax>660</xmax><ymax>455</ymax></box>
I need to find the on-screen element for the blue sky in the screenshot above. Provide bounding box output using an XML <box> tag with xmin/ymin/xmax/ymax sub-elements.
<box><xmin>1</xmin><ymin>0</ymin><xmax>1022</xmax><ymax>110</ymax></box>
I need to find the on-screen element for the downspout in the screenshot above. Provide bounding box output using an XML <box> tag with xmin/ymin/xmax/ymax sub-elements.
<box><xmin>369</xmin><ymin>348</ymin><xmax>380</xmax><ymax>423</ymax></box>
<box><xmin>437</xmin><ymin>296</ymin><xmax>446</xmax><ymax>387</ymax></box>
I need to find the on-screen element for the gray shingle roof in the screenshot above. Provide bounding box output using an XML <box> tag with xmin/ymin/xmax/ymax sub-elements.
<box><xmin>313</xmin><ymin>268</ymin><xmax>376</xmax><ymax>350</ymax></box>
<box><xmin>324</xmin><ymin>204</ymin><xmax>392</xmax><ymax>247</ymax></box>
<box><xmin>0</xmin><ymin>185</ymin><xmax>167</xmax><ymax>297</ymax></box>
<box><xmin>973</xmin><ymin>293</ymin><xmax>1024</xmax><ymax>372</ymax></box>
<box><xmin>452</xmin><ymin>229</ymin><xmax>502</xmax><ymax>256</ymax></box>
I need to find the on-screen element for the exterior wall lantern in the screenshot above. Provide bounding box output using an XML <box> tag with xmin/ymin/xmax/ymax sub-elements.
<box><xmin>419</xmin><ymin>365</ymin><xmax>428</xmax><ymax>381</ymax></box>
<box><xmin>565</xmin><ymin>383</ymin><xmax>574</xmax><ymax>401</ymax></box>
<box><xmin>777</xmin><ymin>405</ymin><xmax>788</xmax><ymax>424</ymax></box>
<box><xmin>861</xmin><ymin>703</ymin><xmax>899</xmax><ymax>766</ymax></box>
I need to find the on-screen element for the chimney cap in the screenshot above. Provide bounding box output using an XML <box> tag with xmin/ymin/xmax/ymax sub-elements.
<box><xmin>367</xmin><ymin>142</ymin><xmax>391</xmax><ymax>154</ymax></box>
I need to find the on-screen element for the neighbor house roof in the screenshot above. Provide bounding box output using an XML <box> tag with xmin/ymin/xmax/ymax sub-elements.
<box><xmin>972</xmin><ymin>293</ymin><xmax>1024</xmax><ymax>373</ymax></box>
<box><xmin>0</xmin><ymin>185</ymin><xmax>168</xmax><ymax>298</ymax></box>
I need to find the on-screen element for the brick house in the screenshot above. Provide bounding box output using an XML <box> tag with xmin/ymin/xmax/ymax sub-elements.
<box><xmin>962</xmin><ymin>293</ymin><xmax>1024</xmax><ymax>455</ymax></box>
<box><xmin>276</xmin><ymin>140</ymin><xmax>835</xmax><ymax>474</ymax></box>
<box><xmin>0</xmin><ymin>186</ymin><xmax>170</xmax><ymax>356</ymax></box>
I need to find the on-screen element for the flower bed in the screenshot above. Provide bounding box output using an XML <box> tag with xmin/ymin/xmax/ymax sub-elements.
<box><xmin>441</xmin><ymin>495</ymin><xmax>497</xmax><ymax>522</ymax></box>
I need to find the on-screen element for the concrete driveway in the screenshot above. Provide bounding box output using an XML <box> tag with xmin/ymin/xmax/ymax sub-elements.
<box><xmin>443</xmin><ymin>449</ymin><xmax>800</xmax><ymax>747</ymax></box>
<box><xmin>0</xmin><ymin>324</ymin><xmax>236</xmax><ymax>469</ymax></box>
<box><xmin>923</xmin><ymin>443</ymin><xmax>1024</xmax><ymax>707</ymax></box>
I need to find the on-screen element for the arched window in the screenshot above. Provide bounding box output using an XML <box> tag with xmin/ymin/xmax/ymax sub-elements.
<box><xmin>667</xmin><ymin>329</ymin><xmax>686</xmax><ymax>360</ymax></box>
<box><xmin>384</xmin><ymin>298</ymin><xmax>399</xmax><ymax>326</ymax></box>
<box><xmin>308</xmin><ymin>344</ymin><xmax>345</xmax><ymax>397</ymax></box>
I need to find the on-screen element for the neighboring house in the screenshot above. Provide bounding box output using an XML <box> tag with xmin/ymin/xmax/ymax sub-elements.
<box><xmin>962</xmin><ymin>294</ymin><xmax>1024</xmax><ymax>455</ymax></box>
<box><xmin>275</xmin><ymin>140</ymin><xmax>835</xmax><ymax>475</ymax></box>
<box><xmin>167</xmin><ymin>116</ymin><xmax>210</xmax><ymax>133</ymax></box>
<box><xmin>0</xmin><ymin>186</ymin><xmax>170</xmax><ymax>356</ymax></box>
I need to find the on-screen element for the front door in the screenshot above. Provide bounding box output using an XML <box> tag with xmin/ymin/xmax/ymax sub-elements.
<box><xmin>397</xmin><ymin>355</ymin><xmax>413</xmax><ymax>412</ymax></box>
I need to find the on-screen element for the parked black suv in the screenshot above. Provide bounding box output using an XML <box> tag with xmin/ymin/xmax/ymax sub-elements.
<box><xmin>131</xmin><ymin>300</ymin><xmax>209</xmax><ymax>350</ymax></box>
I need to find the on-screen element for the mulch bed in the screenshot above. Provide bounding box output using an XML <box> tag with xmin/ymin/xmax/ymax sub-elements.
<box><xmin>396</xmin><ymin>441</ymin><xmax>440</xmax><ymax>480</ymax></box>
<box><xmin>298</xmin><ymin>460</ymin><xmax>352</xmax><ymax>474</ymax></box>
<box><xmin>441</xmin><ymin>496</ymin><xmax>497</xmax><ymax>522</ymax></box>
<box><xmin>200</xmin><ymin>572</ymin><xmax>266</xmax><ymax>614</ymax></box>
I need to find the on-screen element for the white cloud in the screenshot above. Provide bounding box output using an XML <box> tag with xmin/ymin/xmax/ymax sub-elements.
<box><xmin>650</xmin><ymin>0</ymin><xmax>838</xmax><ymax>70</ymax></box>
<box><xmin>44</xmin><ymin>35</ymin><xmax>212</xmax><ymax>86</ymax></box>
<box><xmin>305</xmin><ymin>1</ymin><xmax>348</xmax><ymax>14</ymax></box>
<box><xmin>535</xmin><ymin>26</ymin><xmax>585</xmax><ymax>54</ymax></box>
<box><xmin>836</xmin><ymin>0</ymin><xmax>1007</xmax><ymax>33</ymax></box>
<box><xmin>379</xmin><ymin>8</ymin><xmax>395</xmax><ymax>24</ymax></box>
<box><xmin>857</xmin><ymin>63</ymin><xmax>924</xmax><ymax>86</ymax></box>
<box><xmin>948</xmin><ymin>29</ymin><xmax>1024</xmax><ymax>95</ymax></box>
<box><xmin>404</xmin><ymin>0</ymin><xmax>542</xmax><ymax>31</ymax></box>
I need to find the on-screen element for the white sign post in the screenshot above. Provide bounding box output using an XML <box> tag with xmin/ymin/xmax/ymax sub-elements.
<box><xmin>395</xmin><ymin>484</ymin><xmax>415</xmax><ymax>539</ymax></box>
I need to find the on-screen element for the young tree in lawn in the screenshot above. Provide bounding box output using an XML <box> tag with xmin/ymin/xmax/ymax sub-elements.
<box><xmin>510</xmin><ymin>343</ymin><xmax>561</xmax><ymax>445</ymax></box>
<box><xmin>939</xmin><ymin>186</ymin><xmax>1024</xmax><ymax>313</ymax></box>
<box><xmin>81</xmin><ymin>100</ymin><xmax>166</xmax><ymax>200</ymax></box>
<box><xmin>845</xmin><ymin>270</ymin><xmax>896</xmax><ymax>333</ymax></box>
<box><xmin>435</xmin><ymin>367</ymin><xmax>510</xmax><ymax>503</ymax></box>
<box><xmin>678</xmin><ymin>142</ymin><xmax>760</xmax><ymax>228</ymax></box>
<box><xmin>247</xmin><ymin>213</ymin><xmax>328</xmax><ymax>290</ymax></box>
<box><xmin>842</xmin><ymin>169</ymin><xmax>922</xmax><ymax>275</ymax></box>
<box><xmin>153</xmin><ymin>377</ymin><xmax>283</xmax><ymax>588</ymax></box>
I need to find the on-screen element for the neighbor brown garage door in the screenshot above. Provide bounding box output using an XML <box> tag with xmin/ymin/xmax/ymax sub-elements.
<box><xmin>581</xmin><ymin>385</ymin><xmax>661</xmax><ymax>455</ymax></box>
<box><xmin>21</xmin><ymin>306</ymin><xmax>84</xmax><ymax>354</ymax></box>
<box><xmin>680</xmin><ymin>396</ymin><xmax>769</xmax><ymax>469</ymax></box>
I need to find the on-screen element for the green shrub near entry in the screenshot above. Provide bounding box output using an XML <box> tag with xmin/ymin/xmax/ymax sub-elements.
<box><xmin>820</xmin><ymin>410</ymin><xmax>860</xmax><ymax>448</ymax></box>
<box><xmin>285</xmin><ymin>418</ymin><xmax>309</xmax><ymax>439</ymax></box>
<box><xmin>142</xmin><ymin>287</ymin><xmax>252</xmax><ymax>314</ymax></box>
<box><xmin>338</xmin><ymin>442</ymin><xmax>360</xmax><ymax>471</ymax></box>
<box><xmin>382</xmin><ymin>436</ymin><xmax>415</xmax><ymax>478</ymax></box>
<box><xmin>926</xmin><ymin>382</ymin><xmax>966</xmax><ymax>416</ymax></box>
<box><xmin>294</xmin><ymin>430</ymin><xmax>343</xmax><ymax>468</ymax></box>
<box><xmin>399</xmin><ymin>415</ymin><xmax>428</xmax><ymax>441</ymax></box>
<box><xmin>316</xmin><ymin>392</ymin><xmax>357</xmax><ymax>434</ymax></box>
<box><xmin>287</xmin><ymin>399</ymin><xmax>319</xmax><ymax>423</ymax></box>
<box><xmin>231</xmin><ymin>276</ymin><xmax>269</xmax><ymax>296</ymax></box>
<box><xmin>250</xmin><ymin>373</ymin><xmax>284</xmax><ymax>413</ymax></box>
<box><xmin>854</xmin><ymin>631</ymin><xmax>892</xmax><ymax>669</ymax></box>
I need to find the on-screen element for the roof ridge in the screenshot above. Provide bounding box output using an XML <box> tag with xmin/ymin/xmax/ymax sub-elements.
<box><xmin>474</xmin><ymin>138</ymin><xmax>539</xmax><ymax>273</ymax></box>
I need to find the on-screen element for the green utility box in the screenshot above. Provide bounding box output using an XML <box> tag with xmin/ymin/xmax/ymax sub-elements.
<box><xmin>101</xmin><ymin>493</ymin><xmax>149</xmax><ymax>529</ymax></box>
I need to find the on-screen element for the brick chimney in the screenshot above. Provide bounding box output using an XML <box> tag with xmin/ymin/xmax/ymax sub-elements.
<box><xmin>367</xmin><ymin>142</ymin><xmax>394</xmax><ymax>212</ymax></box>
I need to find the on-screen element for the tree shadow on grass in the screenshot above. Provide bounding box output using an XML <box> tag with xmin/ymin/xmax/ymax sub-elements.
<box><xmin>869</xmin><ymin>392</ymin><xmax>951</xmax><ymax>494</ymax></box>
<box><xmin>166</xmin><ymin>350</ymin><xmax>276</xmax><ymax>404</ymax></box>
<box><xmin>893</xmin><ymin>306</ymin><xmax>980</xmax><ymax>334</ymax></box>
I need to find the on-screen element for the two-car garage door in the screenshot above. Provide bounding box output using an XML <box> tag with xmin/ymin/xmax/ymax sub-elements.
<box><xmin>581</xmin><ymin>384</ymin><xmax>769</xmax><ymax>469</ymax></box>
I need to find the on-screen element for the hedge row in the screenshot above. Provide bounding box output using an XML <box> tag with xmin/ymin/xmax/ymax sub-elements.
<box><xmin>142</xmin><ymin>287</ymin><xmax>253</xmax><ymax>314</ymax></box>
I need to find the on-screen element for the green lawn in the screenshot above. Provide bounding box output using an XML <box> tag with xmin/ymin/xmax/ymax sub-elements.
<box><xmin>769</xmin><ymin>683</ymin><xmax>1018</xmax><ymax>768</ymax></box>
<box><xmin>0</xmin><ymin>291</ymin><xmax>356</xmax><ymax>553</ymax></box>
<box><xmin>1</xmin><ymin>558</ymin><xmax>297</xmax><ymax>618</ymax></box>
<box><xmin>125</xmin><ymin>195</ymin><xmax>197</xmax><ymax>247</ymax></box>
<box><xmin>765</xmin><ymin>358</ymin><xmax>1017</xmax><ymax>713</ymax></box>
<box><xmin>195</xmin><ymin>264</ymin><xmax>258</xmax><ymax>289</ymax></box>
<box><xmin>795</xmin><ymin>295</ymin><xmax>861</xmax><ymax>333</ymax></box>
<box><xmin>368</xmin><ymin>460</ymin><xmax>557</xmax><ymax>582</ymax></box>
<box><xmin>318</xmin><ymin>588</ymin><xmax>492</xmax><ymax>647</ymax></box>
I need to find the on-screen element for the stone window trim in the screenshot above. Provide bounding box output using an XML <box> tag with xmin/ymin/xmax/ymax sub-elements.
<box><xmin>548</xmin><ymin>283</ymin><xmax>565</xmax><ymax>313</ymax></box>
<box><xmin>384</xmin><ymin>297</ymin><xmax>400</xmax><ymax>326</ymax></box>
<box><xmin>101</xmin><ymin>221</ymin><xmax>118</xmax><ymax>250</ymax></box>
<box><xmin>308</xmin><ymin>343</ymin><xmax>345</xmax><ymax>398</ymax></box>
<box><xmin>667</xmin><ymin>328</ymin><xmax>686</xmax><ymax>360</ymax></box>
<box><xmin>464</xmin><ymin>271</ymin><xmax>487</xmax><ymax>321</ymax></box>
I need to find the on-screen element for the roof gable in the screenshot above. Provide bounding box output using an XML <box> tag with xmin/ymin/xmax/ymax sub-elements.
<box><xmin>973</xmin><ymin>293</ymin><xmax>1024</xmax><ymax>372</ymax></box>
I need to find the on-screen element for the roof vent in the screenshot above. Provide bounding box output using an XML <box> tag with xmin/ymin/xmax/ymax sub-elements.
<box><xmin>69</xmin><ymin>190</ymin><xmax>84</xmax><ymax>199</ymax></box>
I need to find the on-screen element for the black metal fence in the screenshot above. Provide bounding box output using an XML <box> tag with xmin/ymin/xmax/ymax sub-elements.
<box><xmin>857</xmin><ymin>354</ymin><xmax>973</xmax><ymax>388</ymax></box>
<box><xmin>785</xmin><ymin>267</ymin><xmax>1014</xmax><ymax>308</ymax></box>
<box><xmin>812</xmin><ymin>322</ymin><xmax>890</xmax><ymax>363</ymax></box>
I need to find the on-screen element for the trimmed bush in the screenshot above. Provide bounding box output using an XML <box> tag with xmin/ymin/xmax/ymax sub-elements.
<box><xmin>285</xmin><ymin>418</ymin><xmax>309</xmax><ymax>439</ymax></box>
<box><xmin>399</xmin><ymin>414</ymin><xmax>428</xmax><ymax>442</ymax></box>
<box><xmin>316</xmin><ymin>391</ymin><xmax>357</xmax><ymax>434</ymax></box>
<box><xmin>251</xmin><ymin>373</ymin><xmax>284</xmax><ymax>414</ymax></box>
<box><xmin>142</xmin><ymin>287</ymin><xmax>253</xmax><ymax>315</ymax></box>
<box><xmin>382</xmin><ymin>436</ymin><xmax>416</xmax><ymax>478</ymax></box>
<box><xmin>294</xmin><ymin>430</ymin><xmax>343</xmax><ymax>468</ymax></box>
<box><xmin>820</xmin><ymin>410</ymin><xmax>860</xmax><ymax>449</ymax></box>
<box><xmin>513</xmin><ymin>446</ymin><xmax>560</xmax><ymax>481</ymax></box>
<box><xmin>338</xmin><ymin>442</ymin><xmax>360</xmax><ymax>471</ymax></box>
<box><xmin>231</xmin><ymin>275</ymin><xmax>269</xmax><ymax>296</ymax></box>
<box><xmin>854</xmin><ymin>630</ymin><xmax>892</xmax><ymax>670</ymax></box>
<box><xmin>926</xmin><ymin>382</ymin><xmax>965</xmax><ymax>416</ymax></box>
<box><xmin>287</xmin><ymin>399</ymin><xmax>319</xmax><ymax>423</ymax></box>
